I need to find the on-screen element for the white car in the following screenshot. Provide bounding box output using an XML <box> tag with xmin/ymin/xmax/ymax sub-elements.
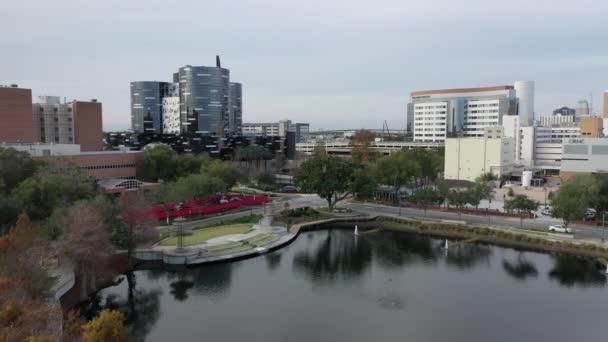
<box><xmin>548</xmin><ymin>224</ymin><xmax>571</xmax><ymax>234</ymax></box>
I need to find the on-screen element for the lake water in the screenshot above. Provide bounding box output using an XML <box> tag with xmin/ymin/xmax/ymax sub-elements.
<box><xmin>84</xmin><ymin>229</ymin><xmax>608</xmax><ymax>342</ymax></box>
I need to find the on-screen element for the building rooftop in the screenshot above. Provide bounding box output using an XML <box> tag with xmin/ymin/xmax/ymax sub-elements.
<box><xmin>411</xmin><ymin>85</ymin><xmax>514</xmax><ymax>97</ymax></box>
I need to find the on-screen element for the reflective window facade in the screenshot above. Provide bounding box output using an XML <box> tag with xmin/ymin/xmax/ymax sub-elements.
<box><xmin>229</xmin><ymin>82</ymin><xmax>242</xmax><ymax>134</ymax></box>
<box><xmin>178</xmin><ymin>66</ymin><xmax>230</xmax><ymax>136</ymax></box>
<box><xmin>130</xmin><ymin>81</ymin><xmax>169</xmax><ymax>134</ymax></box>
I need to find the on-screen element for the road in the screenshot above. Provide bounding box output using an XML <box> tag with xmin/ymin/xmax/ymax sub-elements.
<box><xmin>157</xmin><ymin>193</ymin><xmax>608</xmax><ymax>243</ymax></box>
<box><xmin>344</xmin><ymin>201</ymin><xmax>608</xmax><ymax>242</ymax></box>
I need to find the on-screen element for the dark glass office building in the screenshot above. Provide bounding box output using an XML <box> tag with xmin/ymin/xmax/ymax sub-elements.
<box><xmin>229</xmin><ymin>82</ymin><xmax>242</xmax><ymax>134</ymax></box>
<box><xmin>130</xmin><ymin>81</ymin><xmax>169</xmax><ymax>133</ymax></box>
<box><xmin>178</xmin><ymin>65</ymin><xmax>230</xmax><ymax>136</ymax></box>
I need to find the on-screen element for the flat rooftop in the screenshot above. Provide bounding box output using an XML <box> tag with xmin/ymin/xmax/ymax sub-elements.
<box><xmin>411</xmin><ymin>85</ymin><xmax>514</xmax><ymax>97</ymax></box>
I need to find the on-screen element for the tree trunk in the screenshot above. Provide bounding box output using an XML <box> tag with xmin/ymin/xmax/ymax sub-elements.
<box><xmin>327</xmin><ymin>198</ymin><xmax>334</xmax><ymax>211</ymax></box>
<box><xmin>80</xmin><ymin>265</ymin><xmax>88</xmax><ymax>300</ymax></box>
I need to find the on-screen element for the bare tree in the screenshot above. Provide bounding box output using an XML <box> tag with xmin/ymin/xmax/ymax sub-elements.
<box><xmin>119</xmin><ymin>191</ymin><xmax>159</xmax><ymax>267</ymax></box>
<box><xmin>60</xmin><ymin>201</ymin><xmax>115</xmax><ymax>299</ymax></box>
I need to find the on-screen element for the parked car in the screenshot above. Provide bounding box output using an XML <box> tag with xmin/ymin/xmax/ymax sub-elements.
<box><xmin>540</xmin><ymin>207</ymin><xmax>553</xmax><ymax>216</ymax></box>
<box><xmin>219</xmin><ymin>197</ymin><xmax>229</xmax><ymax>204</ymax></box>
<box><xmin>280</xmin><ymin>185</ymin><xmax>299</xmax><ymax>193</ymax></box>
<box><xmin>548</xmin><ymin>224</ymin><xmax>571</xmax><ymax>234</ymax></box>
<box><xmin>585</xmin><ymin>208</ymin><xmax>597</xmax><ymax>220</ymax></box>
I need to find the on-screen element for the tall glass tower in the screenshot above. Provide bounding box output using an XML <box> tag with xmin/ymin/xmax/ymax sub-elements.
<box><xmin>229</xmin><ymin>82</ymin><xmax>242</xmax><ymax>134</ymax></box>
<box><xmin>178</xmin><ymin>62</ymin><xmax>230</xmax><ymax>136</ymax></box>
<box><xmin>130</xmin><ymin>81</ymin><xmax>169</xmax><ymax>133</ymax></box>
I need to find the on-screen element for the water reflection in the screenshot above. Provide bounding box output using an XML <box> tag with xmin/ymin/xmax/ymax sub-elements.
<box><xmin>83</xmin><ymin>271</ymin><xmax>162</xmax><ymax>342</ymax></box>
<box><xmin>445</xmin><ymin>243</ymin><xmax>493</xmax><ymax>270</ymax></box>
<box><xmin>371</xmin><ymin>231</ymin><xmax>440</xmax><ymax>268</ymax></box>
<box><xmin>265</xmin><ymin>251</ymin><xmax>282</xmax><ymax>271</ymax></box>
<box><xmin>502</xmin><ymin>254</ymin><xmax>538</xmax><ymax>281</ymax></box>
<box><xmin>80</xmin><ymin>229</ymin><xmax>608</xmax><ymax>342</ymax></box>
<box><xmin>169</xmin><ymin>278</ymin><xmax>194</xmax><ymax>301</ymax></box>
<box><xmin>548</xmin><ymin>255</ymin><xmax>606</xmax><ymax>287</ymax></box>
<box><xmin>293</xmin><ymin>230</ymin><xmax>372</xmax><ymax>283</ymax></box>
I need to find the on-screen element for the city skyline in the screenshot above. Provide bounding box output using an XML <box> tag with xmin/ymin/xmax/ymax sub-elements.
<box><xmin>2</xmin><ymin>0</ymin><xmax>607</xmax><ymax>131</ymax></box>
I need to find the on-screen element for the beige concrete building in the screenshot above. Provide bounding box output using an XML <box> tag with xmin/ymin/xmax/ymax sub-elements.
<box><xmin>444</xmin><ymin>137</ymin><xmax>515</xmax><ymax>182</ymax></box>
<box><xmin>32</xmin><ymin>97</ymin><xmax>103</xmax><ymax>151</ymax></box>
<box><xmin>579</xmin><ymin>116</ymin><xmax>603</xmax><ymax>138</ymax></box>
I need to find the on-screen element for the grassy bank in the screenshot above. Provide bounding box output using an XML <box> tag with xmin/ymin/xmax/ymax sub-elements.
<box><xmin>378</xmin><ymin>216</ymin><xmax>608</xmax><ymax>260</ymax></box>
<box><xmin>160</xmin><ymin>224</ymin><xmax>253</xmax><ymax>247</ymax></box>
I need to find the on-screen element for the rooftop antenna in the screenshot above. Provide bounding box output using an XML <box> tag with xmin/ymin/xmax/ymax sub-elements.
<box><xmin>216</xmin><ymin>55</ymin><xmax>221</xmax><ymax>68</ymax></box>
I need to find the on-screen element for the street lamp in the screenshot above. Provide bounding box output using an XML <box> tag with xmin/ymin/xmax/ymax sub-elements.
<box><xmin>603</xmin><ymin>211</ymin><xmax>606</xmax><ymax>244</ymax></box>
<box><xmin>173</xmin><ymin>216</ymin><xmax>187</xmax><ymax>251</ymax></box>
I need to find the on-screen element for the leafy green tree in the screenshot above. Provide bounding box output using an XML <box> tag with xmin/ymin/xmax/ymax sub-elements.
<box><xmin>0</xmin><ymin>147</ymin><xmax>36</xmax><ymax>194</ymax></box>
<box><xmin>351</xmin><ymin>166</ymin><xmax>377</xmax><ymax>200</ymax></box>
<box><xmin>83</xmin><ymin>309</ymin><xmax>128</xmax><ymax>342</ymax></box>
<box><xmin>410</xmin><ymin>188</ymin><xmax>441</xmax><ymax>216</ymax></box>
<box><xmin>409</xmin><ymin>148</ymin><xmax>443</xmax><ymax>190</ymax></box>
<box><xmin>372</xmin><ymin>150</ymin><xmax>420</xmax><ymax>203</ymax></box>
<box><xmin>143</xmin><ymin>144</ymin><xmax>177</xmax><ymax>182</ymax></box>
<box><xmin>437</xmin><ymin>180</ymin><xmax>450</xmax><ymax>209</ymax></box>
<box><xmin>505</xmin><ymin>194</ymin><xmax>539</xmax><ymax>229</ymax></box>
<box><xmin>478</xmin><ymin>172</ymin><xmax>497</xmax><ymax>182</ymax></box>
<box><xmin>551</xmin><ymin>175</ymin><xmax>598</xmax><ymax>227</ymax></box>
<box><xmin>175</xmin><ymin>153</ymin><xmax>211</xmax><ymax>178</ymax></box>
<box><xmin>447</xmin><ymin>190</ymin><xmax>468</xmax><ymax>218</ymax></box>
<box><xmin>295</xmin><ymin>155</ymin><xmax>355</xmax><ymax>210</ymax></box>
<box><xmin>256</xmin><ymin>172</ymin><xmax>276</xmax><ymax>191</ymax></box>
<box><xmin>468</xmin><ymin>178</ymin><xmax>495</xmax><ymax>210</ymax></box>
<box><xmin>172</xmin><ymin>174</ymin><xmax>226</xmax><ymax>202</ymax></box>
<box><xmin>201</xmin><ymin>160</ymin><xmax>243</xmax><ymax>189</ymax></box>
<box><xmin>12</xmin><ymin>163</ymin><xmax>96</xmax><ymax>220</ymax></box>
<box><xmin>0</xmin><ymin>196</ymin><xmax>19</xmax><ymax>236</ymax></box>
<box><xmin>592</xmin><ymin>174</ymin><xmax>608</xmax><ymax>223</ymax></box>
<box><xmin>236</xmin><ymin>145</ymin><xmax>273</xmax><ymax>172</ymax></box>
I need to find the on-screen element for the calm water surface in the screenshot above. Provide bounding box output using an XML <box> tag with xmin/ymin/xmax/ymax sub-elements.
<box><xmin>85</xmin><ymin>229</ymin><xmax>608</xmax><ymax>342</ymax></box>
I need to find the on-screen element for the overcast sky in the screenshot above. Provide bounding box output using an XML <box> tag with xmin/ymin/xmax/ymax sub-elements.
<box><xmin>2</xmin><ymin>0</ymin><xmax>607</xmax><ymax>131</ymax></box>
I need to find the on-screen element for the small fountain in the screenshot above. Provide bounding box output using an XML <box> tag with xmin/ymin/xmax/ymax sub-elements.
<box><xmin>354</xmin><ymin>225</ymin><xmax>359</xmax><ymax>236</ymax></box>
<box><xmin>444</xmin><ymin>239</ymin><xmax>449</xmax><ymax>250</ymax></box>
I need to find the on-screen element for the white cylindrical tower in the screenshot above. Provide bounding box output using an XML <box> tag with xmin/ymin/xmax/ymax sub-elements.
<box><xmin>514</xmin><ymin>81</ymin><xmax>535</xmax><ymax>127</ymax></box>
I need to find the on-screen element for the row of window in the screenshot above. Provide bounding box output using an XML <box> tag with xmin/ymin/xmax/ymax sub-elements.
<box><xmin>468</xmin><ymin>103</ymin><xmax>498</xmax><ymax>108</ymax></box>
<box><xmin>469</xmin><ymin>110</ymin><xmax>499</xmax><ymax>114</ymax></box>
<box><xmin>81</xmin><ymin>163</ymin><xmax>136</xmax><ymax>170</ymax></box>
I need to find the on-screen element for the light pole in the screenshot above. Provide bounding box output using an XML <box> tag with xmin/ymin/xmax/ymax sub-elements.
<box><xmin>602</xmin><ymin>211</ymin><xmax>606</xmax><ymax>244</ymax></box>
<box><xmin>173</xmin><ymin>216</ymin><xmax>187</xmax><ymax>252</ymax></box>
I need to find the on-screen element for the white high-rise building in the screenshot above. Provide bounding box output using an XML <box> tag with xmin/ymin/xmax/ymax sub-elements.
<box><xmin>514</xmin><ymin>81</ymin><xmax>535</xmax><ymax>126</ymax></box>
<box><xmin>162</xmin><ymin>97</ymin><xmax>180</xmax><ymax>134</ymax></box>
<box><xmin>408</xmin><ymin>86</ymin><xmax>517</xmax><ymax>143</ymax></box>
<box><xmin>412</xmin><ymin>102</ymin><xmax>448</xmax><ymax>142</ymax></box>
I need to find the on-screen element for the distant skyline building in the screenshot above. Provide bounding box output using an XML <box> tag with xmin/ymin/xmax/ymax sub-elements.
<box><xmin>0</xmin><ymin>85</ymin><xmax>34</xmax><ymax>143</ymax></box>
<box><xmin>178</xmin><ymin>60</ymin><xmax>230</xmax><ymax>136</ymax></box>
<box><xmin>552</xmin><ymin>106</ymin><xmax>576</xmax><ymax>116</ymax></box>
<box><xmin>130</xmin><ymin>81</ymin><xmax>169</xmax><ymax>134</ymax></box>
<box><xmin>229</xmin><ymin>82</ymin><xmax>242</xmax><ymax>133</ymax></box>
<box><xmin>540</xmin><ymin>114</ymin><xmax>574</xmax><ymax>127</ymax></box>
<box><xmin>162</xmin><ymin>96</ymin><xmax>180</xmax><ymax>134</ymax></box>
<box><xmin>129</xmin><ymin>57</ymin><xmax>242</xmax><ymax>136</ymax></box>
<box><xmin>603</xmin><ymin>91</ymin><xmax>608</xmax><ymax>119</ymax></box>
<box><xmin>576</xmin><ymin>99</ymin><xmax>590</xmax><ymax>116</ymax></box>
<box><xmin>408</xmin><ymin>85</ymin><xmax>518</xmax><ymax>143</ymax></box>
<box><xmin>514</xmin><ymin>81</ymin><xmax>535</xmax><ymax>126</ymax></box>
<box><xmin>242</xmin><ymin>120</ymin><xmax>309</xmax><ymax>142</ymax></box>
<box><xmin>32</xmin><ymin>96</ymin><xmax>103</xmax><ymax>151</ymax></box>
